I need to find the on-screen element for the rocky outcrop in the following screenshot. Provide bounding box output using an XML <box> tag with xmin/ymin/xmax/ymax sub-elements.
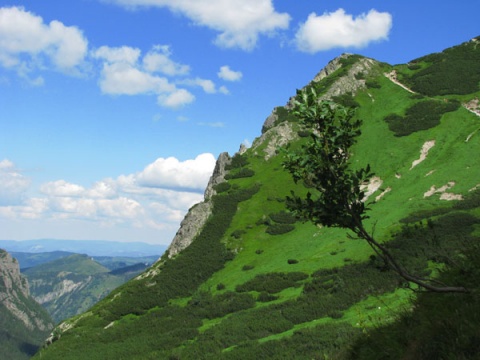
<box><xmin>166</xmin><ymin>152</ymin><xmax>231</xmax><ymax>258</ymax></box>
<box><xmin>252</xmin><ymin>122</ymin><xmax>297</xmax><ymax>160</ymax></box>
<box><xmin>0</xmin><ymin>249</ymin><xmax>54</xmax><ymax>359</ymax></box>
<box><xmin>0</xmin><ymin>249</ymin><xmax>53</xmax><ymax>332</ymax></box>
<box><xmin>314</xmin><ymin>54</ymin><xmax>378</xmax><ymax>101</ymax></box>
<box><xmin>204</xmin><ymin>152</ymin><xmax>231</xmax><ymax>199</ymax></box>
<box><xmin>261</xmin><ymin>107</ymin><xmax>279</xmax><ymax>133</ymax></box>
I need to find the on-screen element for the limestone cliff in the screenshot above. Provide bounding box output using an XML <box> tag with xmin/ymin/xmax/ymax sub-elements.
<box><xmin>0</xmin><ymin>248</ymin><xmax>54</xmax><ymax>359</ymax></box>
<box><xmin>166</xmin><ymin>152</ymin><xmax>231</xmax><ymax>258</ymax></box>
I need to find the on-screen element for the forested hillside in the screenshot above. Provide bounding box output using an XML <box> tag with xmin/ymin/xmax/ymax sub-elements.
<box><xmin>35</xmin><ymin>36</ymin><xmax>480</xmax><ymax>359</ymax></box>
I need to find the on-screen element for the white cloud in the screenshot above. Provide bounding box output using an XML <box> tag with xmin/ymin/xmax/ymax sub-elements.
<box><xmin>136</xmin><ymin>153</ymin><xmax>216</xmax><ymax>190</ymax></box>
<box><xmin>98</xmin><ymin>61</ymin><xmax>176</xmax><ymax>95</ymax></box>
<box><xmin>93</xmin><ymin>45</ymin><xmax>140</xmax><ymax>65</ymax></box>
<box><xmin>107</xmin><ymin>0</ymin><xmax>290</xmax><ymax>51</ymax></box>
<box><xmin>94</xmin><ymin>45</ymin><xmax>198</xmax><ymax>108</ymax></box>
<box><xmin>295</xmin><ymin>9</ymin><xmax>392</xmax><ymax>53</ymax></box>
<box><xmin>178</xmin><ymin>77</ymin><xmax>217</xmax><ymax>94</ymax></box>
<box><xmin>0</xmin><ymin>159</ymin><xmax>31</xmax><ymax>205</ymax></box>
<box><xmin>143</xmin><ymin>45</ymin><xmax>190</xmax><ymax>76</ymax></box>
<box><xmin>0</xmin><ymin>6</ymin><xmax>88</xmax><ymax>71</ymax></box>
<box><xmin>40</xmin><ymin>180</ymin><xmax>85</xmax><ymax>197</ymax></box>
<box><xmin>157</xmin><ymin>88</ymin><xmax>195</xmax><ymax>108</ymax></box>
<box><xmin>218</xmin><ymin>65</ymin><xmax>242</xmax><ymax>81</ymax></box>
<box><xmin>0</xmin><ymin>154</ymin><xmax>216</xmax><ymax>243</ymax></box>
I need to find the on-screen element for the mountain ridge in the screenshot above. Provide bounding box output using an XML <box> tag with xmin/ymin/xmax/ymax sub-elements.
<box><xmin>34</xmin><ymin>36</ymin><xmax>480</xmax><ymax>359</ymax></box>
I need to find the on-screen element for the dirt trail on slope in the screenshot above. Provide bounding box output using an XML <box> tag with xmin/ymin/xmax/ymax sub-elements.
<box><xmin>384</xmin><ymin>70</ymin><xmax>415</xmax><ymax>94</ymax></box>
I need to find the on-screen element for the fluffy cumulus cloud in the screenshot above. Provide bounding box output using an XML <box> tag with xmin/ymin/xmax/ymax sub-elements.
<box><xmin>0</xmin><ymin>154</ymin><xmax>215</xmax><ymax>240</ymax></box>
<box><xmin>0</xmin><ymin>159</ymin><xmax>31</xmax><ymax>206</ymax></box>
<box><xmin>136</xmin><ymin>153</ymin><xmax>216</xmax><ymax>190</ymax></box>
<box><xmin>143</xmin><ymin>45</ymin><xmax>190</xmax><ymax>76</ymax></box>
<box><xmin>0</xmin><ymin>6</ymin><xmax>88</xmax><ymax>72</ymax></box>
<box><xmin>218</xmin><ymin>65</ymin><xmax>242</xmax><ymax>82</ymax></box>
<box><xmin>94</xmin><ymin>45</ymin><xmax>230</xmax><ymax>108</ymax></box>
<box><xmin>295</xmin><ymin>9</ymin><xmax>392</xmax><ymax>53</ymax></box>
<box><xmin>107</xmin><ymin>0</ymin><xmax>290</xmax><ymax>50</ymax></box>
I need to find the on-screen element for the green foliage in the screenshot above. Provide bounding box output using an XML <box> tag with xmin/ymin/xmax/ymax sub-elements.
<box><xmin>268</xmin><ymin>210</ymin><xmax>297</xmax><ymax>224</ymax></box>
<box><xmin>214</xmin><ymin>182</ymin><xmax>232</xmax><ymax>193</ymax></box>
<box><xmin>265</xmin><ymin>223</ymin><xmax>295</xmax><ymax>235</ymax></box>
<box><xmin>332</xmin><ymin>92</ymin><xmax>360</xmax><ymax>108</ymax></box>
<box><xmin>402</xmin><ymin>39</ymin><xmax>480</xmax><ymax>95</ymax></box>
<box><xmin>349</xmin><ymin>210</ymin><xmax>480</xmax><ymax>359</ymax></box>
<box><xmin>365</xmin><ymin>80</ymin><xmax>381</xmax><ymax>89</ymax></box>
<box><xmin>282</xmin><ymin>88</ymin><xmax>373</xmax><ymax>230</ymax></box>
<box><xmin>257</xmin><ymin>291</ymin><xmax>279</xmax><ymax>302</ymax></box>
<box><xmin>235</xmin><ymin>272</ymin><xmax>308</xmax><ymax>294</ymax></box>
<box><xmin>226</xmin><ymin>153</ymin><xmax>249</xmax><ymax>170</ymax></box>
<box><xmin>384</xmin><ymin>99</ymin><xmax>460</xmax><ymax>136</ymax></box>
<box><xmin>97</xmin><ymin>184</ymin><xmax>261</xmax><ymax>321</ymax></box>
<box><xmin>225</xmin><ymin>168</ymin><xmax>255</xmax><ymax>180</ymax></box>
<box><xmin>274</xmin><ymin>106</ymin><xmax>299</xmax><ymax>125</ymax></box>
<box><xmin>189</xmin><ymin>291</ymin><xmax>255</xmax><ymax>319</ymax></box>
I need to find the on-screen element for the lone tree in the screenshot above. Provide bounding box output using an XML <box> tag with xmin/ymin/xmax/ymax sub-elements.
<box><xmin>282</xmin><ymin>88</ymin><xmax>467</xmax><ymax>293</ymax></box>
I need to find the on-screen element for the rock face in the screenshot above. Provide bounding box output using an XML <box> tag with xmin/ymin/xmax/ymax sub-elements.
<box><xmin>312</xmin><ymin>53</ymin><xmax>377</xmax><ymax>101</ymax></box>
<box><xmin>0</xmin><ymin>248</ymin><xmax>54</xmax><ymax>359</ymax></box>
<box><xmin>262</xmin><ymin>54</ymin><xmax>378</xmax><ymax>133</ymax></box>
<box><xmin>0</xmin><ymin>249</ymin><xmax>52</xmax><ymax>332</ymax></box>
<box><xmin>166</xmin><ymin>152</ymin><xmax>231</xmax><ymax>258</ymax></box>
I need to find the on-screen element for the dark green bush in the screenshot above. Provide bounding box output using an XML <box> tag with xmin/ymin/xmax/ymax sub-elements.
<box><xmin>287</xmin><ymin>259</ymin><xmax>299</xmax><ymax>264</ymax></box>
<box><xmin>266</xmin><ymin>223</ymin><xmax>295</xmax><ymax>235</ymax></box>
<box><xmin>257</xmin><ymin>291</ymin><xmax>278</xmax><ymax>302</ymax></box>
<box><xmin>225</xmin><ymin>153</ymin><xmax>248</xmax><ymax>170</ymax></box>
<box><xmin>365</xmin><ymin>80</ymin><xmax>381</xmax><ymax>89</ymax></box>
<box><xmin>269</xmin><ymin>210</ymin><xmax>297</xmax><ymax>224</ymax></box>
<box><xmin>225</xmin><ymin>168</ymin><xmax>255</xmax><ymax>180</ymax></box>
<box><xmin>403</xmin><ymin>40</ymin><xmax>480</xmax><ymax>95</ymax></box>
<box><xmin>214</xmin><ymin>182</ymin><xmax>231</xmax><ymax>193</ymax></box>
<box><xmin>385</xmin><ymin>99</ymin><xmax>460</xmax><ymax>136</ymax></box>
<box><xmin>332</xmin><ymin>93</ymin><xmax>360</xmax><ymax>108</ymax></box>
<box><xmin>297</xmin><ymin>130</ymin><xmax>310</xmax><ymax>137</ymax></box>
<box><xmin>216</xmin><ymin>283</ymin><xmax>225</xmax><ymax>291</ymax></box>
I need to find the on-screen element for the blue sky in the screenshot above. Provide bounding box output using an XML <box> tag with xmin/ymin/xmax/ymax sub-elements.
<box><xmin>0</xmin><ymin>0</ymin><xmax>478</xmax><ymax>245</ymax></box>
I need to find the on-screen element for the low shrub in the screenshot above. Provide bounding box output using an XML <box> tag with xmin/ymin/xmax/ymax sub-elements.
<box><xmin>385</xmin><ymin>99</ymin><xmax>460</xmax><ymax>136</ymax></box>
<box><xmin>266</xmin><ymin>223</ymin><xmax>295</xmax><ymax>235</ymax></box>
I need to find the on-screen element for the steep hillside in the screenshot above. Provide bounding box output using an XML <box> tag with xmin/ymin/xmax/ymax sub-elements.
<box><xmin>0</xmin><ymin>249</ymin><xmax>54</xmax><ymax>360</ymax></box>
<box><xmin>24</xmin><ymin>254</ymin><xmax>150</xmax><ymax>323</ymax></box>
<box><xmin>35</xmin><ymin>36</ymin><xmax>480</xmax><ymax>359</ymax></box>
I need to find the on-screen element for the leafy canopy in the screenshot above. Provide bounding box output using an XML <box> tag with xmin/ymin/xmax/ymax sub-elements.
<box><xmin>282</xmin><ymin>87</ymin><xmax>373</xmax><ymax>232</ymax></box>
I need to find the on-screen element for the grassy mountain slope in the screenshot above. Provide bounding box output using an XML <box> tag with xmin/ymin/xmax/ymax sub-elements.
<box><xmin>35</xmin><ymin>36</ymin><xmax>480</xmax><ymax>359</ymax></box>
<box><xmin>24</xmin><ymin>254</ymin><xmax>150</xmax><ymax>323</ymax></box>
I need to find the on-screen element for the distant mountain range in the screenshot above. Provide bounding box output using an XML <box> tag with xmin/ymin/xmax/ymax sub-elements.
<box><xmin>0</xmin><ymin>239</ymin><xmax>166</xmax><ymax>257</ymax></box>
